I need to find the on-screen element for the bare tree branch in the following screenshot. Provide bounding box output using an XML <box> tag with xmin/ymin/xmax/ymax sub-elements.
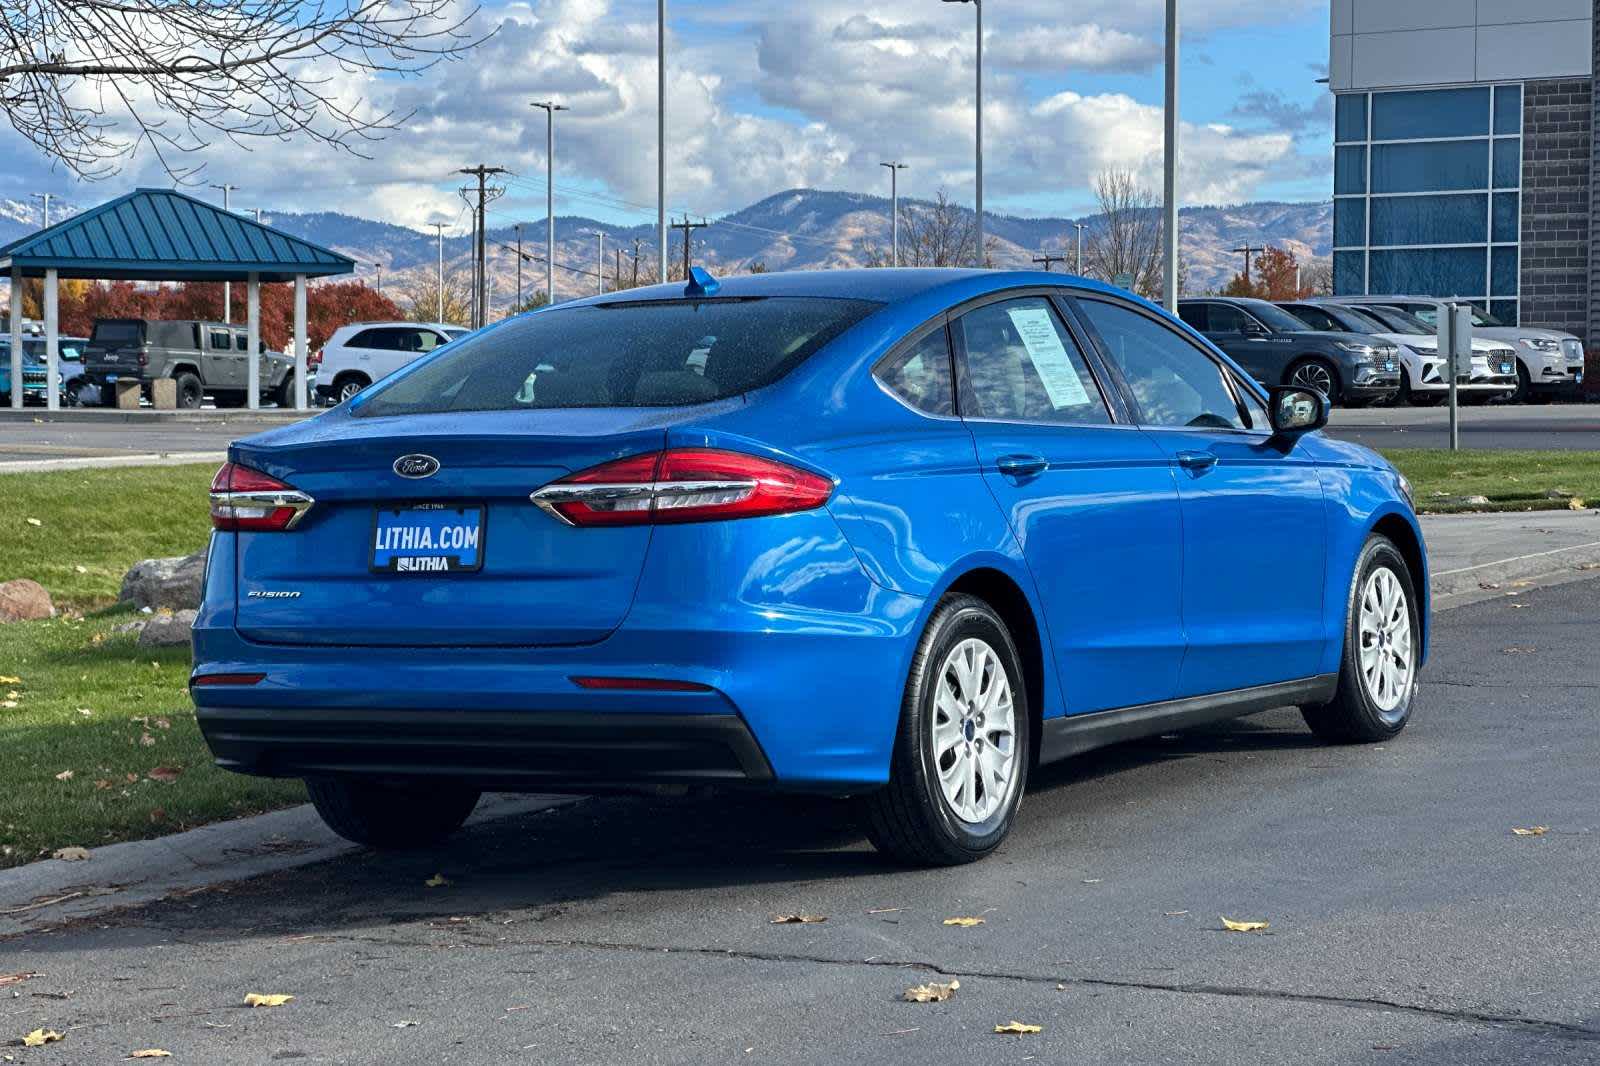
<box><xmin>1</xmin><ymin>0</ymin><xmax>490</xmax><ymax>182</ymax></box>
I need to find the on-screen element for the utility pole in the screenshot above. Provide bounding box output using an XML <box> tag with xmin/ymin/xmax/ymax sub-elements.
<box><xmin>1032</xmin><ymin>251</ymin><xmax>1067</xmax><ymax>272</ymax></box>
<box><xmin>631</xmin><ymin>239</ymin><xmax>644</xmax><ymax>287</ymax></box>
<box><xmin>30</xmin><ymin>192</ymin><xmax>51</xmax><ymax>229</ymax></box>
<box><xmin>430</xmin><ymin>222</ymin><xmax>446</xmax><ymax>322</ymax></box>
<box><xmin>210</xmin><ymin>183</ymin><xmax>239</xmax><ymax>322</ymax></box>
<box><xmin>879</xmin><ymin>161</ymin><xmax>909</xmax><ymax>266</ymax></box>
<box><xmin>373</xmin><ymin>262</ymin><xmax>384</xmax><ymax>295</ymax></box>
<box><xmin>1074</xmin><ymin>222</ymin><xmax>1086</xmax><ymax>274</ymax></box>
<box><xmin>531</xmin><ymin>101</ymin><xmax>568</xmax><ymax>307</ymax></box>
<box><xmin>1161</xmin><ymin>0</ymin><xmax>1179</xmax><ymax>310</ymax></box>
<box><xmin>615</xmin><ymin>247</ymin><xmax>623</xmax><ymax>292</ymax></box>
<box><xmin>458</xmin><ymin>165</ymin><xmax>507</xmax><ymax>329</ymax></box>
<box><xmin>514</xmin><ymin>223</ymin><xmax>523</xmax><ymax>308</ymax></box>
<box><xmin>671</xmin><ymin>217</ymin><xmax>709</xmax><ymax>282</ymax></box>
<box><xmin>1231</xmin><ymin>244</ymin><xmax>1261</xmax><ymax>287</ymax></box>
<box><xmin>658</xmin><ymin>0</ymin><xmax>668</xmax><ymax>285</ymax></box>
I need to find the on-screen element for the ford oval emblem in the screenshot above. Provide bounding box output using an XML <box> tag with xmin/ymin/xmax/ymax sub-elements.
<box><xmin>393</xmin><ymin>454</ymin><xmax>441</xmax><ymax>479</ymax></box>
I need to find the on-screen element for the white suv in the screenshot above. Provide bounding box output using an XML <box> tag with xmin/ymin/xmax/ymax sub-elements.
<box><xmin>312</xmin><ymin>321</ymin><xmax>471</xmax><ymax>406</ymax></box>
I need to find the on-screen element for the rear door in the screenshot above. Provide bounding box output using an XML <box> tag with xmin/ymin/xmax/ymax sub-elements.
<box><xmin>1202</xmin><ymin>303</ymin><xmax>1281</xmax><ymax>384</ymax></box>
<box><xmin>954</xmin><ymin>292</ymin><xmax>1185</xmax><ymax>713</ymax></box>
<box><xmin>1073</xmin><ymin>295</ymin><xmax>1328</xmax><ymax>697</ymax></box>
<box><xmin>204</xmin><ymin>326</ymin><xmax>240</xmax><ymax>390</ymax></box>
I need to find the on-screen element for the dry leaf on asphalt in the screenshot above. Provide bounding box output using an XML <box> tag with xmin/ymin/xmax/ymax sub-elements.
<box><xmin>1512</xmin><ymin>826</ymin><xmax>1550</xmax><ymax>836</ymax></box>
<box><xmin>392</xmin><ymin>1021</ymin><xmax>421</xmax><ymax>1028</ymax></box>
<box><xmin>129</xmin><ymin>1051</ymin><xmax>173</xmax><ymax>1059</ymax></box>
<box><xmin>424</xmin><ymin>873</ymin><xmax>451</xmax><ymax>888</ymax></box>
<box><xmin>147</xmin><ymin>767</ymin><xmax>182</xmax><ymax>783</ymax></box>
<box><xmin>23</xmin><ymin>1029</ymin><xmax>64</xmax><ymax>1046</ymax></box>
<box><xmin>943</xmin><ymin>917</ymin><xmax>984</xmax><ymax>927</ymax></box>
<box><xmin>903</xmin><ymin>980</ymin><xmax>959</xmax><ymax>1003</ymax></box>
<box><xmin>244</xmin><ymin>993</ymin><xmax>294</xmax><ymax>1008</ymax></box>
<box><xmin>54</xmin><ymin>770</ymin><xmax>74</xmax><ymax>781</ymax></box>
<box><xmin>770</xmin><ymin>914</ymin><xmax>826</xmax><ymax>924</ymax></box>
<box><xmin>993</xmin><ymin>1021</ymin><xmax>1042</xmax><ymax>1035</ymax></box>
<box><xmin>51</xmin><ymin>846</ymin><xmax>91</xmax><ymax>862</ymax></box>
<box><xmin>0</xmin><ymin>972</ymin><xmax>38</xmax><ymax>988</ymax></box>
<box><xmin>1221</xmin><ymin>917</ymin><xmax>1270</xmax><ymax>933</ymax></box>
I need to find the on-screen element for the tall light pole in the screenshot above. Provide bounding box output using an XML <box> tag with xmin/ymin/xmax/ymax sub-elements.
<box><xmin>943</xmin><ymin>0</ymin><xmax>982</xmax><ymax>267</ymax></box>
<box><xmin>657</xmin><ymin>0</ymin><xmax>668</xmax><ymax>284</ymax></box>
<box><xmin>1162</xmin><ymin>0</ymin><xmax>1179</xmax><ymax>311</ymax></box>
<box><xmin>879</xmin><ymin>162</ymin><xmax>908</xmax><ymax>266</ymax></box>
<box><xmin>372</xmin><ymin>262</ymin><xmax>384</xmax><ymax>294</ymax></box>
<box><xmin>531</xmin><ymin>100</ymin><xmax>568</xmax><ymax>306</ymax></box>
<box><xmin>1074</xmin><ymin>222</ymin><xmax>1086</xmax><ymax>274</ymax></box>
<box><xmin>430</xmin><ymin>222</ymin><xmax>446</xmax><ymax>322</ymax></box>
<box><xmin>210</xmin><ymin>183</ymin><xmax>238</xmax><ymax>322</ymax></box>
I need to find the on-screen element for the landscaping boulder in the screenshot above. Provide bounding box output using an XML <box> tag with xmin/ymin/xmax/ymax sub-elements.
<box><xmin>120</xmin><ymin>551</ymin><xmax>206</xmax><ymax>611</ymax></box>
<box><xmin>137</xmin><ymin>609</ymin><xmax>197</xmax><ymax>647</ymax></box>
<box><xmin>0</xmin><ymin>579</ymin><xmax>55</xmax><ymax>622</ymax></box>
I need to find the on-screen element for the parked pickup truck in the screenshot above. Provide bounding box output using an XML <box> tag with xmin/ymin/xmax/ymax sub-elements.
<box><xmin>80</xmin><ymin>318</ymin><xmax>303</xmax><ymax>409</ymax></box>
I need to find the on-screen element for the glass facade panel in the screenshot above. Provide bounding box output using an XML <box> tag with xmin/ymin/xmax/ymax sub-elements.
<box><xmin>1492</xmin><ymin>193</ymin><xmax>1520</xmax><ymax>243</ymax></box>
<box><xmin>1370</xmin><ymin>248</ymin><xmax>1486</xmax><ymax>297</ymax></box>
<box><xmin>1493</xmin><ymin>138</ymin><xmax>1521</xmax><ymax>188</ymax></box>
<box><xmin>1372</xmin><ymin>141</ymin><xmax>1489</xmax><ymax>193</ymax></box>
<box><xmin>1493</xmin><ymin>85</ymin><xmax>1521</xmax><ymax>134</ymax></box>
<box><xmin>1369</xmin><ymin>195</ymin><xmax>1487</xmax><ymax>246</ymax></box>
<box><xmin>1335</xmin><ymin>94</ymin><xmax>1368</xmax><ymax>143</ymax></box>
<box><xmin>1334</xmin><ymin>251</ymin><xmax>1365</xmax><ymax>294</ymax></box>
<box><xmin>1333</xmin><ymin>199</ymin><xmax>1365</xmax><ymax>247</ymax></box>
<box><xmin>1489</xmin><ymin>300</ymin><xmax>1519</xmax><ymax>325</ymax></box>
<box><xmin>1371</xmin><ymin>87</ymin><xmax>1490</xmax><ymax>140</ymax></box>
<box><xmin>1334</xmin><ymin>146</ymin><xmax>1366</xmax><ymax>194</ymax></box>
<box><xmin>1491</xmin><ymin>247</ymin><xmax>1518</xmax><ymax>296</ymax></box>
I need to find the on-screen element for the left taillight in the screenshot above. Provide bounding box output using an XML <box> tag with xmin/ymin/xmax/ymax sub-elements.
<box><xmin>209</xmin><ymin>460</ymin><xmax>315</xmax><ymax>531</ymax></box>
<box><xmin>531</xmin><ymin>448</ymin><xmax>834</xmax><ymax>527</ymax></box>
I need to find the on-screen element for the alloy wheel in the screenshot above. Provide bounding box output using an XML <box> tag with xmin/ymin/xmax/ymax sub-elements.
<box><xmin>337</xmin><ymin>381</ymin><xmax>364</xmax><ymax>403</ymax></box>
<box><xmin>929</xmin><ymin>637</ymin><xmax>1019</xmax><ymax>824</ymax></box>
<box><xmin>1358</xmin><ymin>566</ymin><xmax>1414</xmax><ymax>721</ymax></box>
<box><xmin>1291</xmin><ymin>362</ymin><xmax>1335</xmax><ymax>399</ymax></box>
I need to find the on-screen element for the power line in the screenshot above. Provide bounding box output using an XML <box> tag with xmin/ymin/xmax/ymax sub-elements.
<box><xmin>459</xmin><ymin>165</ymin><xmax>508</xmax><ymax>328</ymax></box>
<box><xmin>671</xmin><ymin>216</ymin><xmax>710</xmax><ymax>280</ymax></box>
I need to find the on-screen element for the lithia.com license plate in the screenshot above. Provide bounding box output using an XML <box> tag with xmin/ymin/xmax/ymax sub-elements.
<box><xmin>370</xmin><ymin>503</ymin><xmax>485</xmax><ymax>574</ymax></box>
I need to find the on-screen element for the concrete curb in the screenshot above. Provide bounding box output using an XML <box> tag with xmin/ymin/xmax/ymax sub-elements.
<box><xmin>0</xmin><ymin>794</ymin><xmax>573</xmax><ymax>938</ymax></box>
<box><xmin>0</xmin><ymin>450</ymin><xmax>226</xmax><ymax>473</ymax></box>
<box><xmin>0</xmin><ymin>408</ymin><xmax>312</xmax><ymax>426</ymax></box>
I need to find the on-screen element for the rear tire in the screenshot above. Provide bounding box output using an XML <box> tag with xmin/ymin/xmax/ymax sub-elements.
<box><xmin>1301</xmin><ymin>535</ymin><xmax>1420</xmax><ymax>744</ymax></box>
<box><xmin>174</xmin><ymin>372</ymin><xmax>204</xmax><ymax>409</ymax></box>
<box><xmin>333</xmin><ymin>373</ymin><xmax>369</xmax><ymax>405</ymax></box>
<box><xmin>861</xmin><ymin>594</ymin><xmax>1030</xmax><ymax>866</ymax></box>
<box><xmin>306</xmin><ymin>779</ymin><xmax>481</xmax><ymax>849</ymax></box>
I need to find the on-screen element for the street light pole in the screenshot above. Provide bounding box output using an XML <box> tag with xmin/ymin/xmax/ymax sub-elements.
<box><xmin>210</xmin><ymin>183</ymin><xmax>238</xmax><ymax>322</ymax></box>
<box><xmin>879</xmin><ymin>162</ymin><xmax>908</xmax><ymax>266</ymax></box>
<box><xmin>942</xmin><ymin>0</ymin><xmax>982</xmax><ymax>267</ymax></box>
<box><xmin>532</xmin><ymin>101</ymin><xmax>568</xmax><ymax>306</ymax></box>
<box><xmin>30</xmin><ymin>192</ymin><xmax>51</xmax><ymax>229</ymax></box>
<box><xmin>1161</xmin><ymin>0</ymin><xmax>1179</xmax><ymax>311</ymax></box>
<box><xmin>658</xmin><ymin>0</ymin><xmax>668</xmax><ymax>284</ymax></box>
<box><xmin>1074</xmin><ymin>222</ymin><xmax>1086</xmax><ymax>274</ymax></box>
<box><xmin>430</xmin><ymin>222</ymin><xmax>446</xmax><ymax>322</ymax></box>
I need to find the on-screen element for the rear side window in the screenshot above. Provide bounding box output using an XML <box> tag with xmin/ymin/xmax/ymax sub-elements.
<box><xmin>956</xmin><ymin>297</ymin><xmax>1110</xmax><ymax>425</ymax></box>
<box><xmin>1204</xmin><ymin>303</ymin><xmax>1253</xmax><ymax>333</ymax></box>
<box><xmin>358</xmin><ymin>297</ymin><xmax>879</xmax><ymax>415</ymax></box>
<box><xmin>235</xmin><ymin>333</ymin><xmax>249</xmax><ymax>351</ymax></box>
<box><xmin>875</xmin><ymin>326</ymin><xmax>953</xmax><ymax>416</ymax></box>
<box><xmin>1285</xmin><ymin>305</ymin><xmax>1339</xmax><ymax>332</ymax></box>
<box><xmin>1176</xmin><ymin>304</ymin><xmax>1207</xmax><ymax>330</ymax></box>
<box><xmin>209</xmin><ymin>329</ymin><xmax>231</xmax><ymax>350</ymax></box>
<box><xmin>346</xmin><ymin>328</ymin><xmax>395</xmax><ymax>350</ymax></box>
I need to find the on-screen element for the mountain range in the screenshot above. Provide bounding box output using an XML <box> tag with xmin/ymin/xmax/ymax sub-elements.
<box><xmin>0</xmin><ymin>190</ymin><xmax>1332</xmax><ymax>304</ymax></box>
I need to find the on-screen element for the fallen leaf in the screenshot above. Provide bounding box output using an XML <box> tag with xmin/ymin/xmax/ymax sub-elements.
<box><xmin>244</xmin><ymin>993</ymin><xmax>294</xmax><ymax>1008</ymax></box>
<box><xmin>903</xmin><ymin>979</ymin><xmax>959</xmax><ymax>1003</ymax></box>
<box><xmin>1</xmin><ymin>701</ymin><xmax>16</xmax><ymax>709</ymax></box>
<box><xmin>22</xmin><ymin>1029</ymin><xmax>63</xmax><ymax>1046</ymax></box>
<box><xmin>0</xmin><ymin>676</ymin><xmax>19</xmax><ymax>684</ymax></box>
<box><xmin>54</xmin><ymin>770</ymin><xmax>74</xmax><ymax>782</ymax></box>
<box><xmin>1512</xmin><ymin>826</ymin><xmax>1549</xmax><ymax>837</ymax></box>
<box><xmin>94</xmin><ymin>779</ymin><xmax>113</xmax><ymax>790</ymax></box>
<box><xmin>51</xmin><ymin>846</ymin><xmax>91</xmax><ymax>862</ymax></box>
<box><xmin>0</xmin><ymin>973</ymin><xmax>38</xmax><ymax>988</ymax></box>
<box><xmin>77</xmin><ymin>708</ymin><xmax>93</xmax><ymax>717</ymax></box>
<box><xmin>994</xmin><ymin>1021</ymin><xmax>1042</xmax><ymax>1035</ymax></box>
<box><xmin>1570</xmin><ymin>498</ymin><xmax>1587</xmax><ymax>511</ymax></box>
<box><xmin>943</xmin><ymin>917</ymin><xmax>985</xmax><ymax>927</ymax></box>
<box><xmin>139</xmin><ymin>732</ymin><xmax>156</xmax><ymax>747</ymax></box>
<box><xmin>1221</xmin><ymin>916</ymin><xmax>1270</xmax><ymax>933</ymax></box>
<box><xmin>392</xmin><ymin>1021</ymin><xmax>421</xmax><ymax>1029</ymax></box>
<box><xmin>424</xmin><ymin>873</ymin><xmax>451</xmax><ymax>888</ymax></box>
<box><xmin>152</xmin><ymin>717</ymin><xmax>171</xmax><ymax>730</ymax></box>
<box><xmin>25</xmin><ymin>517</ymin><xmax>41</xmax><ymax>527</ymax></box>
<box><xmin>770</xmin><ymin>914</ymin><xmax>826</xmax><ymax>924</ymax></box>
<box><xmin>146</xmin><ymin>767</ymin><xmax>182</xmax><ymax>783</ymax></box>
<box><xmin>73</xmin><ymin>565</ymin><xmax>87</xmax><ymax>574</ymax></box>
<box><xmin>129</xmin><ymin>1051</ymin><xmax>173</xmax><ymax>1059</ymax></box>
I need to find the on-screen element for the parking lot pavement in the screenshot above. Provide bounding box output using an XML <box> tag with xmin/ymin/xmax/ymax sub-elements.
<box><xmin>4</xmin><ymin>577</ymin><xmax>1597</xmax><ymax>1064</ymax></box>
<box><xmin>1327</xmin><ymin>403</ymin><xmax>1600</xmax><ymax>451</ymax></box>
<box><xmin>0</xmin><ymin>409</ymin><xmax>310</xmax><ymax>465</ymax></box>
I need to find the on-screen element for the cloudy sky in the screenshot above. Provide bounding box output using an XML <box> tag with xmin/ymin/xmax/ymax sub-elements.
<box><xmin>5</xmin><ymin>0</ymin><xmax>1333</xmax><ymax>233</ymax></box>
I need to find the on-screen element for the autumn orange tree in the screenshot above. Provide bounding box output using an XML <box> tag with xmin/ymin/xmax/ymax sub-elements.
<box><xmin>1221</xmin><ymin>246</ymin><xmax>1312</xmax><ymax>300</ymax></box>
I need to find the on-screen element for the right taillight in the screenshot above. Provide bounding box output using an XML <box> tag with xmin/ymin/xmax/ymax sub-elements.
<box><xmin>209</xmin><ymin>461</ymin><xmax>315</xmax><ymax>531</ymax></box>
<box><xmin>307</xmin><ymin>349</ymin><xmax>322</xmax><ymax>370</ymax></box>
<box><xmin>531</xmin><ymin>448</ymin><xmax>833</xmax><ymax>527</ymax></box>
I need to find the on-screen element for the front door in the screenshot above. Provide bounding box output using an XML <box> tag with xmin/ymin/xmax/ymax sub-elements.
<box><xmin>954</xmin><ymin>294</ymin><xmax>1185</xmax><ymax>714</ymax></box>
<box><xmin>1201</xmin><ymin>302</ymin><xmax>1286</xmax><ymax>385</ymax></box>
<box><xmin>1073</xmin><ymin>296</ymin><xmax>1328</xmax><ymax>697</ymax></box>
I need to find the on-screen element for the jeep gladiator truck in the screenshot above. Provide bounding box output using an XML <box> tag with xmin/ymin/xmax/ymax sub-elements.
<box><xmin>81</xmin><ymin>318</ymin><xmax>303</xmax><ymax>409</ymax></box>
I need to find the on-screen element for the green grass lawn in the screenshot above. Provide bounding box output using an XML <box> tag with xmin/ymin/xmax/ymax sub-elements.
<box><xmin>1382</xmin><ymin>449</ymin><xmax>1600</xmax><ymax>514</ymax></box>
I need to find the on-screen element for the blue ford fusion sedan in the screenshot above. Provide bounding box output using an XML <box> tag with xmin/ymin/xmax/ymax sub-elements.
<box><xmin>194</xmin><ymin>268</ymin><xmax>1426</xmax><ymax>865</ymax></box>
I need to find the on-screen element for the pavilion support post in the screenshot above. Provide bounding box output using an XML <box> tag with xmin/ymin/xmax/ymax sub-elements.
<box><xmin>293</xmin><ymin>274</ymin><xmax>308</xmax><ymax>411</ymax></box>
<box><xmin>246</xmin><ymin>273</ymin><xmax>261</xmax><ymax>409</ymax></box>
<box><xmin>8</xmin><ymin>268</ymin><xmax>21</xmax><ymax>410</ymax></box>
<box><xmin>44</xmin><ymin>268</ymin><xmax>59</xmax><ymax>411</ymax></box>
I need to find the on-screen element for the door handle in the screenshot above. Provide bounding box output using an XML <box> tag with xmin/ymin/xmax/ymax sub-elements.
<box><xmin>995</xmin><ymin>454</ymin><xmax>1049</xmax><ymax>479</ymax></box>
<box><xmin>1176</xmin><ymin>451</ymin><xmax>1218</xmax><ymax>472</ymax></box>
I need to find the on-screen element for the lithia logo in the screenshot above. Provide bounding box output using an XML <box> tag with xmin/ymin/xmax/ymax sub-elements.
<box><xmin>248</xmin><ymin>590</ymin><xmax>302</xmax><ymax>599</ymax></box>
<box><xmin>394</xmin><ymin>454</ymin><xmax>441</xmax><ymax>479</ymax></box>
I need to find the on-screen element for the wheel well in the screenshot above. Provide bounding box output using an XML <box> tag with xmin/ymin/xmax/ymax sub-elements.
<box><xmin>333</xmin><ymin>370</ymin><xmax>370</xmax><ymax>387</ymax></box>
<box><xmin>1286</xmin><ymin>354</ymin><xmax>1339</xmax><ymax>381</ymax></box>
<box><xmin>171</xmin><ymin>364</ymin><xmax>201</xmax><ymax>380</ymax></box>
<box><xmin>1371</xmin><ymin>514</ymin><xmax>1424</xmax><ymax>591</ymax></box>
<box><xmin>945</xmin><ymin>568</ymin><xmax>1046</xmax><ymax>768</ymax></box>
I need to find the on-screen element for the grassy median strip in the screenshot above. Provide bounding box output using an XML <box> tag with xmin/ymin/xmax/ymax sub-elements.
<box><xmin>1382</xmin><ymin>449</ymin><xmax>1600</xmax><ymax>514</ymax></box>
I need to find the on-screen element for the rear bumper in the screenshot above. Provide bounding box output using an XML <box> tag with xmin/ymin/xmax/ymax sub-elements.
<box><xmin>197</xmin><ymin>706</ymin><xmax>773</xmax><ymax>788</ymax></box>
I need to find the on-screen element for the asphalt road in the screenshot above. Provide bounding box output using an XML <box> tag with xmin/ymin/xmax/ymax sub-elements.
<box><xmin>5</xmin><ymin>578</ymin><xmax>1598</xmax><ymax>1064</ymax></box>
<box><xmin>1326</xmin><ymin>403</ymin><xmax>1600</xmax><ymax>451</ymax></box>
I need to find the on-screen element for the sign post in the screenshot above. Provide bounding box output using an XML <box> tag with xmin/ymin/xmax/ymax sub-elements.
<box><xmin>1437</xmin><ymin>302</ymin><xmax>1473</xmax><ymax>452</ymax></box>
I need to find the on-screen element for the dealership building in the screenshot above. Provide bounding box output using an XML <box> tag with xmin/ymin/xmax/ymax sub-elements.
<box><xmin>1329</xmin><ymin>0</ymin><xmax>1596</xmax><ymax>345</ymax></box>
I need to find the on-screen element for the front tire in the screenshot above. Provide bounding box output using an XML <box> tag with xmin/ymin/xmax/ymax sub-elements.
<box><xmin>861</xmin><ymin>594</ymin><xmax>1030</xmax><ymax>866</ymax></box>
<box><xmin>306</xmin><ymin>779</ymin><xmax>481</xmax><ymax>849</ymax></box>
<box><xmin>1288</xmin><ymin>358</ymin><xmax>1341</xmax><ymax>406</ymax></box>
<box><xmin>1301</xmin><ymin>535</ymin><xmax>1420</xmax><ymax>743</ymax></box>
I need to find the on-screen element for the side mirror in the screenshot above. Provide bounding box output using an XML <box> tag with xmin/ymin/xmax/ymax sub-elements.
<box><xmin>1240</xmin><ymin>318</ymin><xmax>1268</xmax><ymax>336</ymax></box>
<box><xmin>1267</xmin><ymin>385</ymin><xmax>1329</xmax><ymax>435</ymax></box>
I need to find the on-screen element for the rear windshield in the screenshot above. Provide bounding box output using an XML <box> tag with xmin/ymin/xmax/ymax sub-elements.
<box><xmin>356</xmin><ymin>297</ymin><xmax>879</xmax><ymax>415</ymax></box>
<box><xmin>91</xmin><ymin>320</ymin><xmax>143</xmax><ymax>346</ymax></box>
